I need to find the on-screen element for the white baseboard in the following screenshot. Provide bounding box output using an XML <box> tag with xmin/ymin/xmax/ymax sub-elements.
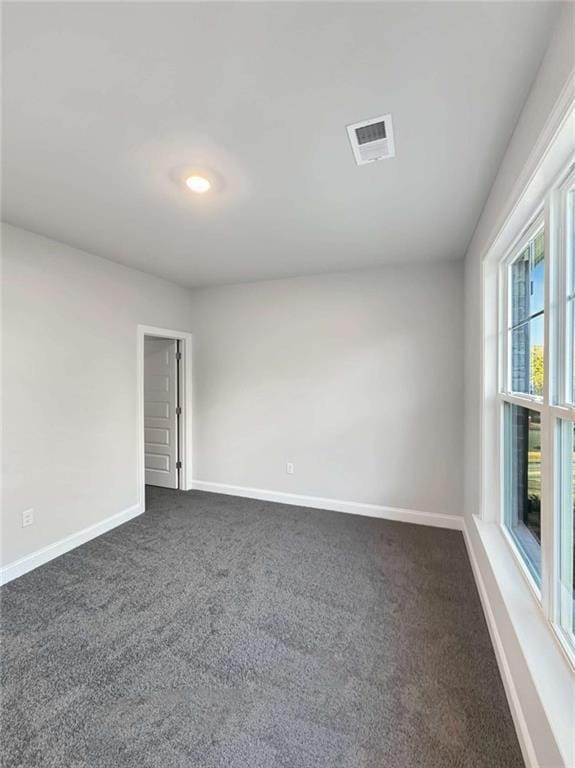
<box><xmin>0</xmin><ymin>502</ymin><xmax>144</xmax><ymax>586</ymax></box>
<box><xmin>191</xmin><ymin>480</ymin><xmax>463</xmax><ymax>530</ymax></box>
<box><xmin>0</xmin><ymin>486</ymin><xmax>460</xmax><ymax>586</ymax></box>
<box><xmin>462</xmin><ymin>519</ymin><xmax>538</xmax><ymax>768</ymax></box>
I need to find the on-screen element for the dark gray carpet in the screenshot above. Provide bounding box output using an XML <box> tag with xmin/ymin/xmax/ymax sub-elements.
<box><xmin>1</xmin><ymin>487</ymin><xmax>523</xmax><ymax>768</ymax></box>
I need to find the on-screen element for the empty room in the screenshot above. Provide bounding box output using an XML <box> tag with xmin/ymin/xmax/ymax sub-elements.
<box><xmin>1</xmin><ymin>2</ymin><xmax>574</xmax><ymax>766</ymax></box>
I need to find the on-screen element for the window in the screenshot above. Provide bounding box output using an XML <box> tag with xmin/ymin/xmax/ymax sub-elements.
<box><xmin>504</xmin><ymin>404</ymin><xmax>541</xmax><ymax>583</ymax></box>
<box><xmin>508</xmin><ymin>226</ymin><xmax>545</xmax><ymax>397</ymax></box>
<box><xmin>498</xmin><ymin>166</ymin><xmax>575</xmax><ymax>660</ymax></box>
<box><xmin>500</xmin><ymin>219</ymin><xmax>545</xmax><ymax>589</ymax></box>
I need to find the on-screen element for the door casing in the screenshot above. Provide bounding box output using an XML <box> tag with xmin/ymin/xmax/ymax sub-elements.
<box><xmin>137</xmin><ymin>325</ymin><xmax>193</xmax><ymax>509</ymax></box>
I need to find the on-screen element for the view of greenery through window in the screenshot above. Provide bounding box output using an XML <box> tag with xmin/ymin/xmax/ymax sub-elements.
<box><xmin>510</xmin><ymin>229</ymin><xmax>545</xmax><ymax>397</ymax></box>
<box><xmin>530</xmin><ymin>344</ymin><xmax>544</xmax><ymax>397</ymax></box>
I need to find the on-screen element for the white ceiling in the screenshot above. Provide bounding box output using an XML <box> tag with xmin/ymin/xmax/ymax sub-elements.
<box><xmin>2</xmin><ymin>2</ymin><xmax>560</xmax><ymax>287</ymax></box>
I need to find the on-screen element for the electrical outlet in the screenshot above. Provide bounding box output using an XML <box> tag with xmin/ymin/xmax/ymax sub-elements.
<box><xmin>22</xmin><ymin>508</ymin><xmax>34</xmax><ymax>528</ymax></box>
<box><xmin>286</xmin><ymin>462</ymin><xmax>295</xmax><ymax>475</ymax></box>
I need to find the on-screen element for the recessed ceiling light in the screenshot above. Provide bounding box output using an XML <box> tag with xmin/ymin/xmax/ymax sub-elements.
<box><xmin>185</xmin><ymin>175</ymin><xmax>211</xmax><ymax>194</ymax></box>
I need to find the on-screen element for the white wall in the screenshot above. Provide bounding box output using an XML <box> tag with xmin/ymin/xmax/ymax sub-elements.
<box><xmin>190</xmin><ymin>262</ymin><xmax>464</xmax><ymax>517</ymax></box>
<box><xmin>2</xmin><ymin>226</ymin><xmax>464</xmax><ymax>574</ymax></box>
<box><xmin>1</xmin><ymin>224</ymin><xmax>193</xmax><ymax>566</ymax></box>
<box><xmin>463</xmin><ymin>5</ymin><xmax>574</xmax><ymax>767</ymax></box>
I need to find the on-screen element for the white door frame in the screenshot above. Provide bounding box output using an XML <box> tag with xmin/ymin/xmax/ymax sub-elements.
<box><xmin>137</xmin><ymin>325</ymin><xmax>193</xmax><ymax>507</ymax></box>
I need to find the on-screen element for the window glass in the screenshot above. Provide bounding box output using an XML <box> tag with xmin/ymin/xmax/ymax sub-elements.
<box><xmin>509</xmin><ymin>228</ymin><xmax>545</xmax><ymax>396</ymax></box>
<box><xmin>511</xmin><ymin>315</ymin><xmax>544</xmax><ymax>396</ymax></box>
<box><xmin>559</xmin><ymin>420</ymin><xmax>575</xmax><ymax>647</ymax></box>
<box><xmin>571</xmin><ymin>293</ymin><xmax>575</xmax><ymax>403</ymax></box>
<box><xmin>510</xmin><ymin>245</ymin><xmax>531</xmax><ymax>327</ymax></box>
<box><xmin>571</xmin><ymin>190</ymin><xmax>575</xmax><ymax>297</ymax></box>
<box><xmin>531</xmin><ymin>230</ymin><xmax>545</xmax><ymax>316</ymax></box>
<box><xmin>569</xmin><ymin>191</ymin><xmax>575</xmax><ymax>402</ymax></box>
<box><xmin>504</xmin><ymin>403</ymin><xmax>542</xmax><ymax>584</ymax></box>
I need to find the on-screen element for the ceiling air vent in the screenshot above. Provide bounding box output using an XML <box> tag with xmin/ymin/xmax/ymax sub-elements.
<box><xmin>347</xmin><ymin>114</ymin><xmax>395</xmax><ymax>166</ymax></box>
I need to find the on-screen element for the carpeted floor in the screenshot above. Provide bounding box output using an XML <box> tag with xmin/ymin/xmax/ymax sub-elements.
<box><xmin>1</xmin><ymin>487</ymin><xmax>523</xmax><ymax>768</ymax></box>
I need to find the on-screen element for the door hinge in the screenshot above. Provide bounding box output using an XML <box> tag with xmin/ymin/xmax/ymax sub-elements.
<box><xmin>176</xmin><ymin>352</ymin><xmax>182</xmax><ymax>361</ymax></box>
<box><xmin>176</xmin><ymin>461</ymin><xmax>182</xmax><ymax>470</ymax></box>
<box><xmin>176</xmin><ymin>406</ymin><xmax>182</xmax><ymax>416</ymax></box>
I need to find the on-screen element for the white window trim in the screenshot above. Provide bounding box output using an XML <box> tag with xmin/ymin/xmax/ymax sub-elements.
<box><xmin>494</xmin><ymin>163</ymin><xmax>575</xmax><ymax>670</ymax></box>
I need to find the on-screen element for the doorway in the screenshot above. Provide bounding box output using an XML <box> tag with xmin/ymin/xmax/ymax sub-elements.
<box><xmin>137</xmin><ymin>326</ymin><xmax>193</xmax><ymax>506</ymax></box>
<box><xmin>144</xmin><ymin>336</ymin><xmax>181</xmax><ymax>489</ymax></box>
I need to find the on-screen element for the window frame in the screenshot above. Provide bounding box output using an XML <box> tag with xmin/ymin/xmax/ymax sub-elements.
<box><xmin>498</xmin><ymin>212</ymin><xmax>546</xmax><ymax>602</ymax></box>
<box><xmin>500</xmin><ymin>213</ymin><xmax>545</xmax><ymax>401</ymax></box>
<box><xmin>496</xmin><ymin>163</ymin><xmax>575</xmax><ymax>665</ymax></box>
<box><xmin>501</xmin><ymin>401</ymin><xmax>543</xmax><ymax>585</ymax></box>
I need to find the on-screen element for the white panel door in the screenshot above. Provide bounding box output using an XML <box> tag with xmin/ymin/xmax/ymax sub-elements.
<box><xmin>144</xmin><ymin>337</ymin><xmax>179</xmax><ymax>488</ymax></box>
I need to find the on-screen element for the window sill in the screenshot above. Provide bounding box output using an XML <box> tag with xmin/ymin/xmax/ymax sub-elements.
<box><xmin>464</xmin><ymin>514</ymin><xmax>574</xmax><ymax>768</ymax></box>
<box><xmin>503</xmin><ymin>521</ymin><xmax>542</xmax><ymax>590</ymax></box>
<box><xmin>500</xmin><ymin>522</ymin><xmax>575</xmax><ymax>674</ymax></box>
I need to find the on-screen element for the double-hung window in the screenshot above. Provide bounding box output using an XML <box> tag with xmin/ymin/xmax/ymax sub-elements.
<box><xmin>502</xmin><ymin>220</ymin><xmax>545</xmax><ymax>584</ymax></box>
<box><xmin>498</xmin><ymin>166</ymin><xmax>575</xmax><ymax>659</ymax></box>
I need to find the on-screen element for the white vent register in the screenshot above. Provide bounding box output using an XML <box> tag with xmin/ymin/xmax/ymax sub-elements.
<box><xmin>347</xmin><ymin>114</ymin><xmax>395</xmax><ymax>165</ymax></box>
